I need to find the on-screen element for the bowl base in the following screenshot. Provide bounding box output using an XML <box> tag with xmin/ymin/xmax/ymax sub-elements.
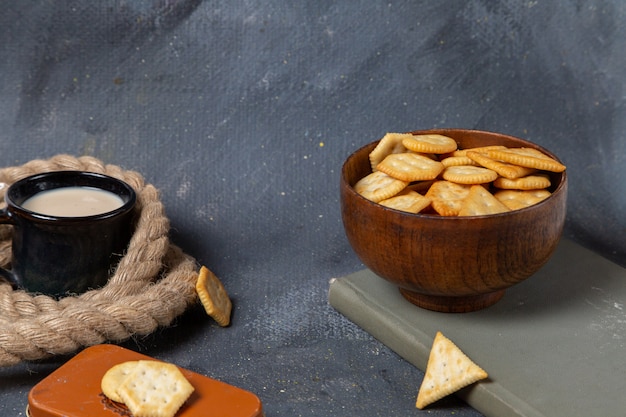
<box><xmin>399</xmin><ymin>288</ymin><xmax>505</xmax><ymax>313</ymax></box>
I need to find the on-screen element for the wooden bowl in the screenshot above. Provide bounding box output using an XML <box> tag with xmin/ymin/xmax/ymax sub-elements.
<box><xmin>340</xmin><ymin>129</ymin><xmax>568</xmax><ymax>313</ymax></box>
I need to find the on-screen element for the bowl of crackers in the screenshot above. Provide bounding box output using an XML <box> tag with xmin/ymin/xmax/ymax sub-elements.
<box><xmin>340</xmin><ymin>128</ymin><xmax>567</xmax><ymax>313</ymax></box>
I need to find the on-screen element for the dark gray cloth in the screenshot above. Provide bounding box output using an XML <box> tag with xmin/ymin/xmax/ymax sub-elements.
<box><xmin>1</xmin><ymin>2</ymin><xmax>624</xmax><ymax>416</ymax></box>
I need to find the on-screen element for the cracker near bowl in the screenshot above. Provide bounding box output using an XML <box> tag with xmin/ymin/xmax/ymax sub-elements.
<box><xmin>416</xmin><ymin>332</ymin><xmax>488</xmax><ymax>409</ymax></box>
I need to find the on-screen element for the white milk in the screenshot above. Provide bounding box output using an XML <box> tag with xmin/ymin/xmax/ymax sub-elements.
<box><xmin>22</xmin><ymin>186</ymin><xmax>125</xmax><ymax>217</ymax></box>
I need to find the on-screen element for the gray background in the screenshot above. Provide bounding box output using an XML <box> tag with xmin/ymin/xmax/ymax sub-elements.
<box><xmin>1</xmin><ymin>1</ymin><xmax>624</xmax><ymax>416</ymax></box>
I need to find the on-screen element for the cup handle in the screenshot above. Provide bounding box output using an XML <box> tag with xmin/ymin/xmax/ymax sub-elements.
<box><xmin>0</xmin><ymin>208</ymin><xmax>17</xmax><ymax>289</ymax></box>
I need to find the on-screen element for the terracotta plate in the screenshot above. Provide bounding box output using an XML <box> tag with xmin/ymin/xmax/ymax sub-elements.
<box><xmin>27</xmin><ymin>344</ymin><xmax>264</xmax><ymax>417</ymax></box>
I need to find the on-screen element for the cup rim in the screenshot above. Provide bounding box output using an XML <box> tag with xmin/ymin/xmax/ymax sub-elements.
<box><xmin>5</xmin><ymin>171</ymin><xmax>137</xmax><ymax>222</ymax></box>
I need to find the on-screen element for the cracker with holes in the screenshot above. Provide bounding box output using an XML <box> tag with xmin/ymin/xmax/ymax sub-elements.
<box><xmin>369</xmin><ymin>132</ymin><xmax>413</xmax><ymax>171</ymax></box>
<box><xmin>458</xmin><ymin>185</ymin><xmax>510</xmax><ymax>216</ymax></box>
<box><xmin>442</xmin><ymin>165</ymin><xmax>498</xmax><ymax>185</ymax></box>
<box><xmin>402</xmin><ymin>134</ymin><xmax>458</xmax><ymax>154</ymax></box>
<box><xmin>101</xmin><ymin>360</ymin><xmax>139</xmax><ymax>403</ymax></box>
<box><xmin>405</xmin><ymin>179</ymin><xmax>436</xmax><ymax>195</ymax></box>
<box><xmin>379</xmin><ymin>190</ymin><xmax>432</xmax><ymax>214</ymax></box>
<box><xmin>466</xmin><ymin>151</ymin><xmax>537</xmax><ymax>179</ymax></box>
<box><xmin>452</xmin><ymin>145</ymin><xmax>506</xmax><ymax>157</ymax></box>
<box><xmin>493</xmin><ymin>173</ymin><xmax>551</xmax><ymax>190</ymax></box>
<box><xmin>494</xmin><ymin>189</ymin><xmax>552</xmax><ymax>210</ymax></box>
<box><xmin>354</xmin><ymin>171</ymin><xmax>408</xmax><ymax>202</ymax></box>
<box><xmin>416</xmin><ymin>332</ymin><xmax>488</xmax><ymax>409</ymax></box>
<box><xmin>425</xmin><ymin>181</ymin><xmax>472</xmax><ymax>217</ymax></box>
<box><xmin>196</xmin><ymin>266</ymin><xmax>233</xmax><ymax>327</ymax></box>
<box><xmin>441</xmin><ymin>155</ymin><xmax>479</xmax><ymax>168</ymax></box>
<box><xmin>487</xmin><ymin>147</ymin><xmax>566</xmax><ymax>172</ymax></box>
<box><xmin>376</xmin><ymin>153</ymin><xmax>444</xmax><ymax>182</ymax></box>
<box><xmin>359</xmin><ymin>133</ymin><xmax>566</xmax><ymax>216</ymax></box>
<box><xmin>116</xmin><ymin>360</ymin><xmax>195</xmax><ymax>417</ymax></box>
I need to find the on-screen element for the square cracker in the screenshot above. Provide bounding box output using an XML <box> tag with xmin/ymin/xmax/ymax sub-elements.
<box><xmin>117</xmin><ymin>360</ymin><xmax>194</xmax><ymax>417</ymax></box>
<box><xmin>376</xmin><ymin>152</ymin><xmax>444</xmax><ymax>182</ymax></box>
<box><xmin>354</xmin><ymin>171</ymin><xmax>408</xmax><ymax>202</ymax></box>
<box><xmin>416</xmin><ymin>331</ymin><xmax>488</xmax><ymax>409</ymax></box>
<box><xmin>369</xmin><ymin>132</ymin><xmax>412</xmax><ymax>170</ymax></box>
<box><xmin>196</xmin><ymin>266</ymin><xmax>233</xmax><ymax>326</ymax></box>
<box><xmin>425</xmin><ymin>180</ymin><xmax>472</xmax><ymax>216</ymax></box>
<box><xmin>101</xmin><ymin>360</ymin><xmax>139</xmax><ymax>403</ymax></box>
<box><xmin>487</xmin><ymin>147</ymin><xmax>566</xmax><ymax>172</ymax></box>
<box><xmin>466</xmin><ymin>150</ymin><xmax>537</xmax><ymax>179</ymax></box>
<box><xmin>458</xmin><ymin>185</ymin><xmax>510</xmax><ymax>216</ymax></box>
<box><xmin>379</xmin><ymin>190</ymin><xmax>431</xmax><ymax>214</ymax></box>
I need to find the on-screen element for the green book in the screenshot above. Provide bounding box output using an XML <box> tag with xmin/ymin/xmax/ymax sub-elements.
<box><xmin>329</xmin><ymin>239</ymin><xmax>626</xmax><ymax>417</ymax></box>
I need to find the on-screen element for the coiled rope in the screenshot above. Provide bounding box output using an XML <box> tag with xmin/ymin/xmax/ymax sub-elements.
<box><xmin>0</xmin><ymin>154</ymin><xmax>199</xmax><ymax>367</ymax></box>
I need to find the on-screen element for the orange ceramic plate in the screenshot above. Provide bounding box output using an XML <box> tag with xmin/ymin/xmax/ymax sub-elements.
<box><xmin>27</xmin><ymin>344</ymin><xmax>263</xmax><ymax>417</ymax></box>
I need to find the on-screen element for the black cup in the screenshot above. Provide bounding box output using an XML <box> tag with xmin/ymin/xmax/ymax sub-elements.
<box><xmin>0</xmin><ymin>171</ymin><xmax>136</xmax><ymax>297</ymax></box>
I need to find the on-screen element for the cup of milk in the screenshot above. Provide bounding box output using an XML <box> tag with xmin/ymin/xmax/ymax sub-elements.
<box><xmin>0</xmin><ymin>171</ymin><xmax>136</xmax><ymax>297</ymax></box>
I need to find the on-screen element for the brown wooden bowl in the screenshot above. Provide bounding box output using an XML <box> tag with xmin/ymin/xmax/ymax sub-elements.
<box><xmin>340</xmin><ymin>129</ymin><xmax>568</xmax><ymax>313</ymax></box>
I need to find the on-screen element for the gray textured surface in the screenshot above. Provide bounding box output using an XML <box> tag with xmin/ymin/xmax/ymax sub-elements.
<box><xmin>0</xmin><ymin>1</ymin><xmax>625</xmax><ymax>416</ymax></box>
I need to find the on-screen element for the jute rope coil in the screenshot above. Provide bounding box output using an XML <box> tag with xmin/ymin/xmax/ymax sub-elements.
<box><xmin>0</xmin><ymin>154</ymin><xmax>200</xmax><ymax>367</ymax></box>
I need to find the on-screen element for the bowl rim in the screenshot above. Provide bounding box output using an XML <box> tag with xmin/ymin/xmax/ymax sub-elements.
<box><xmin>341</xmin><ymin>128</ymin><xmax>568</xmax><ymax>220</ymax></box>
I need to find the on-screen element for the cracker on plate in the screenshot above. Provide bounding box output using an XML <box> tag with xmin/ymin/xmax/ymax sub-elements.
<box><xmin>101</xmin><ymin>360</ymin><xmax>139</xmax><ymax>403</ymax></box>
<box><xmin>117</xmin><ymin>360</ymin><xmax>195</xmax><ymax>417</ymax></box>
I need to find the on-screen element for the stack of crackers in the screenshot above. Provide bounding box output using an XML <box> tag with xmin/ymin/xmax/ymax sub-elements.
<box><xmin>355</xmin><ymin>133</ymin><xmax>566</xmax><ymax>216</ymax></box>
<box><xmin>101</xmin><ymin>360</ymin><xmax>195</xmax><ymax>417</ymax></box>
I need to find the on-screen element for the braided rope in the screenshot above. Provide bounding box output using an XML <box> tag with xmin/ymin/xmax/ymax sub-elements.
<box><xmin>0</xmin><ymin>155</ymin><xmax>199</xmax><ymax>366</ymax></box>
